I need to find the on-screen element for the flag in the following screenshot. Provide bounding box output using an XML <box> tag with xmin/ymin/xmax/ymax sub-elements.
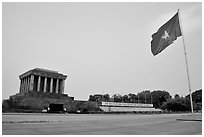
<box><xmin>151</xmin><ymin>12</ymin><xmax>182</xmax><ymax>56</ymax></box>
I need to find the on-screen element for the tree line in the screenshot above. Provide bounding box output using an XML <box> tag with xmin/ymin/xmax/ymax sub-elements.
<box><xmin>88</xmin><ymin>89</ymin><xmax>202</xmax><ymax>112</ymax></box>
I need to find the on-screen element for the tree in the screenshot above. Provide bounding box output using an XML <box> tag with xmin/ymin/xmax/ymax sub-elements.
<box><xmin>185</xmin><ymin>89</ymin><xmax>202</xmax><ymax>111</ymax></box>
<box><xmin>112</xmin><ymin>94</ymin><xmax>123</xmax><ymax>102</ymax></box>
<box><xmin>127</xmin><ymin>93</ymin><xmax>135</xmax><ymax>103</ymax></box>
<box><xmin>161</xmin><ymin>97</ymin><xmax>192</xmax><ymax>112</ymax></box>
<box><xmin>88</xmin><ymin>95</ymin><xmax>95</xmax><ymax>101</ymax></box>
<box><xmin>151</xmin><ymin>90</ymin><xmax>171</xmax><ymax>108</ymax></box>
<box><xmin>103</xmin><ymin>94</ymin><xmax>110</xmax><ymax>102</ymax></box>
<box><xmin>174</xmin><ymin>94</ymin><xmax>180</xmax><ymax>99</ymax></box>
<box><xmin>122</xmin><ymin>95</ymin><xmax>129</xmax><ymax>103</ymax></box>
<box><xmin>83</xmin><ymin>101</ymin><xmax>101</xmax><ymax>112</ymax></box>
<box><xmin>186</xmin><ymin>89</ymin><xmax>202</xmax><ymax>103</ymax></box>
<box><xmin>88</xmin><ymin>94</ymin><xmax>103</xmax><ymax>102</ymax></box>
<box><xmin>137</xmin><ymin>90</ymin><xmax>150</xmax><ymax>103</ymax></box>
<box><xmin>161</xmin><ymin>98</ymin><xmax>187</xmax><ymax>112</ymax></box>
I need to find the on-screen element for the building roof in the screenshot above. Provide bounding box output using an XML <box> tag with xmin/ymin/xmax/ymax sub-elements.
<box><xmin>19</xmin><ymin>68</ymin><xmax>67</xmax><ymax>80</ymax></box>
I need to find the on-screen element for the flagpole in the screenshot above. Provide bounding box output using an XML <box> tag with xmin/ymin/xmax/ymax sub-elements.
<box><xmin>178</xmin><ymin>9</ymin><xmax>195</xmax><ymax>119</ymax></box>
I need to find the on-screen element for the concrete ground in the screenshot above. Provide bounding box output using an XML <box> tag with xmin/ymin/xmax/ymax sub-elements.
<box><xmin>2</xmin><ymin>113</ymin><xmax>202</xmax><ymax>135</ymax></box>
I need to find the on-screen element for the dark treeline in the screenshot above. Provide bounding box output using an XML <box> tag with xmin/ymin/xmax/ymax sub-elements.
<box><xmin>89</xmin><ymin>89</ymin><xmax>202</xmax><ymax>112</ymax></box>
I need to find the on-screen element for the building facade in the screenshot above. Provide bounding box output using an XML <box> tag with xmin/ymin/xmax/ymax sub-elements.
<box><xmin>19</xmin><ymin>68</ymin><xmax>67</xmax><ymax>94</ymax></box>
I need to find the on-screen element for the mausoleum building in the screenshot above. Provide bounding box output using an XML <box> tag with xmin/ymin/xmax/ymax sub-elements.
<box><xmin>19</xmin><ymin>68</ymin><xmax>67</xmax><ymax>94</ymax></box>
<box><xmin>2</xmin><ymin>68</ymin><xmax>77</xmax><ymax>112</ymax></box>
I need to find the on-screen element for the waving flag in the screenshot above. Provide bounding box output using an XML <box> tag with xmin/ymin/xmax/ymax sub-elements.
<box><xmin>151</xmin><ymin>12</ymin><xmax>182</xmax><ymax>56</ymax></box>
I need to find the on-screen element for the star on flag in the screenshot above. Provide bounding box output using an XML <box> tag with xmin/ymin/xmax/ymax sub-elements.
<box><xmin>162</xmin><ymin>31</ymin><xmax>169</xmax><ymax>40</ymax></box>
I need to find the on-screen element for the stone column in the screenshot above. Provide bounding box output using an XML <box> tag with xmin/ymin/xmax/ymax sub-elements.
<box><xmin>19</xmin><ymin>79</ymin><xmax>22</xmax><ymax>93</ymax></box>
<box><xmin>27</xmin><ymin>77</ymin><xmax>30</xmax><ymax>92</ymax></box>
<box><xmin>22</xmin><ymin>79</ymin><xmax>24</xmax><ymax>92</ymax></box>
<box><xmin>60</xmin><ymin>80</ymin><xmax>65</xmax><ymax>94</ymax></box>
<box><xmin>37</xmin><ymin>76</ymin><xmax>41</xmax><ymax>92</ymax></box>
<box><xmin>25</xmin><ymin>77</ymin><xmax>28</xmax><ymax>92</ymax></box>
<box><xmin>28</xmin><ymin>77</ymin><xmax>30</xmax><ymax>92</ymax></box>
<box><xmin>55</xmin><ymin>79</ymin><xmax>59</xmax><ymax>94</ymax></box>
<box><xmin>24</xmin><ymin>78</ymin><xmax>26</xmax><ymax>92</ymax></box>
<box><xmin>22</xmin><ymin>78</ymin><xmax>25</xmax><ymax>92</ymax></box>
<box><xmin>29</xmin><ymin>75</ymin><xmax>34</xmax><ymax>91</ymax></box>
<box><xmin>50</xmin><ymin>78</ymin><xmax>53</xmax><ymax>93</ymax></box>
<box><xmin>44</xmin><ymin>77</ymin><xmax>47</xmax><ymax>92</ymax></box>
<box><xmin>28</xmin><ymin>76</ymin><xmax>30</xmax><ymax>92</ymax></box>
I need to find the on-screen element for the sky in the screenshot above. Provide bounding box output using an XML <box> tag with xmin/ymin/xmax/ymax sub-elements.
<box><xmin>2</xmin><ymin>2</ymin><xmax>202</xmax><ymax>100</ymax></box>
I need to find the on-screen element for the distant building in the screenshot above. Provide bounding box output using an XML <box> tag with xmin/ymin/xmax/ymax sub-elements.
<box><xmin>100</xmin><ymin>102</ymin><xmax>162</xmax><ymax>113</ymax></box>
<box><xmin>19</xmin><ymin>68</ymin><xmax>67</xmax><ymax>94</ymax></box>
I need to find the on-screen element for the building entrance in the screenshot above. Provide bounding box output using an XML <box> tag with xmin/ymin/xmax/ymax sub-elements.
<box><xmin>49</xmin><ymin>103</ymin><xmax>64</xmax><ymax>112</ymax></box>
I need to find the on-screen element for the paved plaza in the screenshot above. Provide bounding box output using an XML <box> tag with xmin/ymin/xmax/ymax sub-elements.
<box><xmin>2</xmin><ymin>113</ymin><xmax>202</xmax><ymax>135</ymax></box>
